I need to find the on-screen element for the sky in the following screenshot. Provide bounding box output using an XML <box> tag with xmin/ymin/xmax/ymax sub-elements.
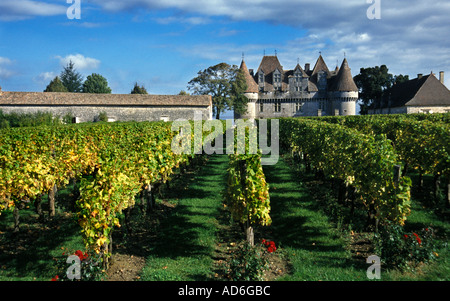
<box><xmin>0</xmin><ymin>0</ymin><xmax>449</xmax><ymax>117</ymax></box>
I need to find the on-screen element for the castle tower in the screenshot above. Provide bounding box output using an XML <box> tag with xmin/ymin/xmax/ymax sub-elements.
<box><xmin>330</xmin><ymin>58</ymin><xmax>358</xmax><ymax>115</ymax></box>
<box><xmin>235</xmin><ymin>59</ymin><xmax>259</xmax><ymax>120</ymax></box>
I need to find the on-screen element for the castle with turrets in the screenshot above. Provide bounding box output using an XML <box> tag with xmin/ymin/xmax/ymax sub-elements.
<box><xmin>236</xmin><ymin>54</ymin><xmax>359</xmax><ymax>119</ymax></box>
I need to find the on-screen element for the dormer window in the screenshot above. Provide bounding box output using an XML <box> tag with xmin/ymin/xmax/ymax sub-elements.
<box><xmin>274</xmin><ymin>73</ymin><xmax>281</xmax><ymax>83</ymax></box>
<box><xmin>259</xmin><ymin>72</ymin><xmax>264</xmax><ymax>84</ymax></box>
<box><xmin>294</xmin><ymin>71</ymin><xmax>301</xmax><ymax>83</ymax></box>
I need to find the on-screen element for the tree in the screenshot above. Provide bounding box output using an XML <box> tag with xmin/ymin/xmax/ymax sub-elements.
<box><xmin>353</xmin><ymin>65</ymin><xmax>394</xmax><ymax>114</ymax></box>
<box><xmin>82</xmin><ymin>73</ymin><xmax>112</xmax><ymax>94</ymax></box>
<box><xmin>60</xmin><ymin>61</ymin><xmax>84</xmax><ymax>92</ymax></box>
<box><xmin>230</xmin><ymin>68</ymin><xmax>249</xmax><ymax>116</ymax></box>
<box><xmin>130</xmin><ymin>82</ymin><xmax>148</xmax><ymax>94</ymax></box>
<box><xmin>44</xmin><ymin>76</ymin><xmax>68</xmax><ymax>92</ymax></box>
<box><xmin>394</xmin><ymin>74</ymin><xmax>409</xmax><ymax>85</ymax></box>
<box><xmin>188</xmin><ymin>62</ymin><xmax>238</xmax><ymax>120</ymax></box>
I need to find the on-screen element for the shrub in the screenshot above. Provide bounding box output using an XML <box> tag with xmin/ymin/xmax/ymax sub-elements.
<box><xmin>228</xmin><ymin>242</ymin><xmax>269</xmax><ymax>281</ymax></box>
<box><xmin>52</xmin><ymin>248</ymin><xmax>105</xmax><ymax>281</ymax></box>
<box><xmin>228</xmin><ymin>239</ymin><xmax>278</xmax><ymax>281</ymax></box>
<box><xmin>374</xmin><ymin>222</ymin><xmax>438</xmax><ymax>271</ymax></box>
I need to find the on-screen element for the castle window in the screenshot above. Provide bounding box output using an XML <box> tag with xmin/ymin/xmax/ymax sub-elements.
<box><xmin>274</xmin><ymin>73</ymin><xmax>281</xmax><ymax>83</ymax></box>
<box><xmin>259</xmin><ymin>72</ymin><xmax>264</xmax><ymax>83</ymax></box>
<box><xmin>260</xmin><ymin>102</ymin><xmax>264</xmax><ymax>112</ymax></box>
<box><xmin>274</xmin><ymin>101</ymin><xmax>281</xmax><ymax>112</ymax></box>
<box><xmin>295</xmin><ymin>102</ymin><xmax>302</xmax><ymax>112</ymax></box>
<box><xmin>319</xmin><ymin>100</ymin><xmax>326</xmax><ymax>111</ymax></box>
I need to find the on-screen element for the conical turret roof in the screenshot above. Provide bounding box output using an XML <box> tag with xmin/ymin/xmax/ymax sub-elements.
<box><xmin>332</xmin><ymin>58</ymin><xmax>358</xmax><ymax>92</ymax></box>
<box><xmin>239</xmin><ymin>60</ymin><xmax>259</xmax><ymax>93</ymax></box>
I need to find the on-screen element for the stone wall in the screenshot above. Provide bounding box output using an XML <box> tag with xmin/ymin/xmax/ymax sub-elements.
<box><xmin>368</xmin><ymin>105</ymin><xmax>450</xmax><ymax>115</ymax></box>
<box><xmin>0</xmin><ymin>91</ymin><xmax>213</xmax><ymax>122</ymax></box>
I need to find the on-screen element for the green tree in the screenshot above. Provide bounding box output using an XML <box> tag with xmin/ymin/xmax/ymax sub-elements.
<box><xmin>82</xmin><ymin>73</ymin><xmax>112</xmax><ymax>94</ymax></box>
<box><xmin>394</xmin><ymin>74</ymin><xmax>409</xmax><ymax>85</ymax></box>
<box><xmin>130</xmin><ymin>82</ymin><xmax>148</xmax><ymax>94</ymax></box>
<box><xmin>44</xmin><ymin>76</ymin><xmax>68</xmax><ymax>92</ymax></box>
<box><xmin>230</xmin><ymin>68</ymin><xmax>249</xmax><ymax>116</ymax></box>
<box><xmin>354</xmin><ymin>65</ymin><xmax>394</xmax><ymax>114</ymax></box>
<box><xmin>188</xmin><ymin>62</ymin><xmax>238</xmax><ymax>120</ymax></box>
<box><xmin>60</xmin><ymin>61</ymin><xmax>84</xmax><ymax>92</ymax></box>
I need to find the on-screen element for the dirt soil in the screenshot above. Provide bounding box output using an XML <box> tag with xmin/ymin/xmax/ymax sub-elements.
<box><xmin>106</xmin><ymin>253</ymin><xmax>146</xmax><ymax>281</ymax></box>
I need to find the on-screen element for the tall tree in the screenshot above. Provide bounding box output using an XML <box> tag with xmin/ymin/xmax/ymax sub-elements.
<box><xmin>394</xmin><ymin>74</ymin><xmax>409</xmax><ymax>85</ymax></box>
<box><xmin>60</xmin><ymin>61</ymin><xmax>84</xmax><ymax>92</ymax></box>
<box><xmin>230</xmin><ymin>68</ymin><xmax>249</xmax><ymax>116</ymax></box>
<box><xmin>82</xmin><ymin>73</ymin><xmax>112</xmax><ymax>94</ymax></box>
<box><xmin>44</xmin><ymin>76</ymin><xmax>68</xmax><ymax>92</ymax></box>
<box><xmin>353</xmin><ymin>65</ymin><xmax>394</xmax><ymax>114</ymax></box>
<box><xmin>188</xmin><ymin>63</ymin><xmax>238</xmax><ymax>120</ymax></box>
<box><xmin>130</xmin><ymin>82</ymin><xmax>148</xmax><ymax>94</ymax></box>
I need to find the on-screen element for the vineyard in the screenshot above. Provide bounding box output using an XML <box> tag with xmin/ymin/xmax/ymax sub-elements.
<box><xmin>0</xmin><ymin>113</ymin><xmax>449</xmax><ymax>281</ymax></box>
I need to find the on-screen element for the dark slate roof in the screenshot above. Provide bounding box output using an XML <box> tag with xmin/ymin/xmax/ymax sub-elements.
<box><xmin>374</xmin><ymin>73</ymin><xmax>450</xmax><ymax>109</ymax></box>
<box><xmin>0</xmin><ymin>91</ymin><xmax>212</xmax><ymax>107</ymax></box>
<box><xmin>240</xmin><ymin>60</ymin><xmax>259</xmax><ymax>93</ymax></box>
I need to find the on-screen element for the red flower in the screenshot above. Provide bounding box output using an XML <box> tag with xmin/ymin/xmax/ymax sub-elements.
<box><xmin>412</xmin><ymin>233</ymin><xmax>421</xmax><ymax>245</ymax></box>
<box><xmin>403</xmin><ymin>234</ymin><xmax>409</xmax><ymax>239</ymax></box>
<box><xmin>267</xmin><ymin>246</ymin><xmax>274</xmax><ymax>253</ymax></box>
<box><xmin>51</xmin><ymin>275</ymin><xmax>59</xmax><ymax>281</ymax></box>
<box><xmin>74</xmin><ymin>250</ymin><xmax>88</xmax><ymax>261</ymax></box>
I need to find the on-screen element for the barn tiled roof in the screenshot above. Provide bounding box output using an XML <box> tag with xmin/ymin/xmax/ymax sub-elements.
<box><xmin>0</xmin><ymin>91</ymin><xmax>212</xmax><ymax>107</ymax></box>
<box><xmin>373</xmin><ymin>73</ymin><xmax>450</xmax><ymax>109</ymax></box>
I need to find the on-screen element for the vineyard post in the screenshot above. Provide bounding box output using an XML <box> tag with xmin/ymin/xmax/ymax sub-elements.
<box><xmin>48</xmin><ymin>184</ymin><xmax>57</xmax><ymax>219</ymax></box>
<box><xmin>447</xmin><ymin>182</ymin><xmax>450</xmax><ymax>208</ymax></box>
<box><xmin>433</xmin><ymin>174</ymin><xmax>441</xmax><ymax>204</ymax></box>
<box><xmin>239</xmin><ymin>159</ymin><xmax>254</xmax><ymax>246</ymax></box>
<box><xmin>13</xmin><ymin>205</ymin><xmax>20</xmax><ymax>233</ymax></box>
<box><xmin>394</xmin><ymin>165</ymin><xmax>401</xmax><ymax>186</ymax></box>
<box><xmin>34</xmin><ymin>194</ymin><xmax>44</xmax><ymax>221</ymax></box>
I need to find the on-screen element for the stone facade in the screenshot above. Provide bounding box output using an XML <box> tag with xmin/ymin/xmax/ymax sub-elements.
<box><xmin>0</xmin><ymin>90</ymin><xmax>213</xmax><ymax>122</ymax></box>
<box><xmin>236</xmin><ymin>55</ymin><xmax>359</xmax><ymax>119</ymax></box>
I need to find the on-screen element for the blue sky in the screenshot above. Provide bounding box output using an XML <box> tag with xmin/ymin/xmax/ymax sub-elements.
<box><xmin>1</xmin><ymin>0</ymin><xmax>449</xmax><ymax>103</ymax></box>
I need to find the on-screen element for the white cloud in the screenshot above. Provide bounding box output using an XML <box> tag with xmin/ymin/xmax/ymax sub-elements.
<box><xmin>153</xmin><ymin>16</ymin><xmax>210</xmax><ymax>25</ymax></box>
<box><xmin>0</xmin><ymin>57</ymin><xmax>15</xmax><ymax>80</ymax></box>
<box><xmin>56</xmin><ymin>54</ymin><xmax>101</xmax><ymax>71</ymax></box>
<box><xmin>0</xmin><ymin>0</ymin><xmax>67</xmax><ymax>21</ymax></box>
<box><xmin>34</xmin><ymin>71</ymin><xmax>56</xmax><ymax>83</ymax></box>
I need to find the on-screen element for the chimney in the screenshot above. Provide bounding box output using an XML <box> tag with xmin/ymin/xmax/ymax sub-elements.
<box><xmin>305</xmin><ymin>63</ymin><xmax>310</xmax><ymax>72</ymax></box>
<box><xmin>439</xmin><ymin>71</ymin><xmax>444</xmax><ymax>84</ymax></box>
<box><xmin>417</xmin><ymin>74</ymin><xmax>423</xmax><ymax>79</ymax></box>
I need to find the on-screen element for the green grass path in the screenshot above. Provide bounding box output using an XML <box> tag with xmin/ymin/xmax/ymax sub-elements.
<box><xmin>140</xmin><ymin>155</ymin><xmax>229</xmax><ymax>281</ymax></box>
<box><xmin>262</xmin><ymin>156</ymin><xmax>367</xmax><ymax>281</ymax></box>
